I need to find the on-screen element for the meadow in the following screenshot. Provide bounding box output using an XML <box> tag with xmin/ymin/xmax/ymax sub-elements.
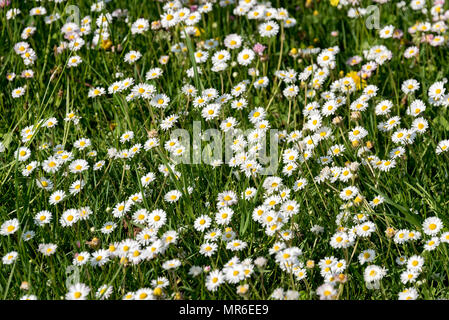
<box><xmin>1</xmin><ymin>0</ymin><xmax>449</xmax><ymax>300</ymax></box>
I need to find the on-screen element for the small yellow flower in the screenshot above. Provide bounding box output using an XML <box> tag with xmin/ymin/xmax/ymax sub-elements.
<box><xmin>346</xmin><ymin>71</ymin><xmax>366</xmax><ymax>90</ymax></box>
<box><xmin>101</xmin><ymin>39</ymin><xmax>113</xmax><ymax>50</ymax></box>
<box><xmin>330</xmin><ymin>0</ymin><xmax>340</xmax><ymax>6</ymax></box>
<box><xmin>153</xmin><ymin>287</ymin><xmax>163</xmax><ymax>296</ymax></box>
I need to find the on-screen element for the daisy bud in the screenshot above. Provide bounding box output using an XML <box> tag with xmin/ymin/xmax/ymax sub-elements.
<box><xmin>174</xmin><ymin>292</ymin><xmax>183</xmax><ymax>300</ymax></box>
<box><xmin>366</xmin><ymin>141</ymin><xmax>374</xmax><ymax>149</ymax></box>
<box><xmin>254</xmin><ymin>256</ymin><xmax>267</xmax><ymax>268</ymax></box>
<box><xmin>260</xmin><ymin>54</ymin><xmax>269</xmax><ymax>62</ymax></box>
<box><xmin>306</xmin><ymin>260</ymin><xmax>315</xmax><ymax>269</ymax></box>
<box><xmin>237</xmin><ymin>284</ymin><xmax>249</xmax><ymax>296</ymax></box>
<box><xmin>20</xmin><ymin>281</ymin><xmax>30</xmax><ymax>290</ymax></box>
<box><xmin>332</xmin><ymin>116</ymin><xmax>343</xmax><ymax>125</ymax></box>
<box><xmin>0</xmin><ymin>1</ymin><xmax>10</xmax><ymax>8</ymax></box>
<box><xmin>337</xmin><ymin>274</ymin><xmax>347</xmax><ymax>283</ymax></box>
<box><xmin>147</xmin><ymin>129</ymin><xmax>158</xmax><ymax>138</ymax></box>
<box><xmin>159</xmin><ymin>55</ymin><xmax>169</xmax><ymax>65</ymax></box>
<box><xmin>349</xmin><ymin>162</ymin><xmax>359</xmax><ymax>172</ymax></box>
<box><xmin>151</xmin><ymin>21</ymin><xmax>161</xmax><ymax>30</ymax></box>
<box><xmin>353</xmin><ymin>194</ymin><xmax>364</xmax><ymax>204</ymax></box>
<box><xmin>351</xmin><ymin>111</ymin><xmax>361</xmax><ymax>121</ymax></box>
<box><xmin>86</xmin><ymin>237</ymin><xmax>99</xmax><ymax>248</ymax></box>
<box><xmin>153</xmin><ymin>287</ymin><xmax>163</xmax><ymax>297</ymax></box>
<box><xmin>253</xmin><ymin>43</ymin><xmax>266</xmax><ymax>56</ymax></box>
<box><xmin>385</xmin><ymin>227</ymin><xmax>396</xmax><ymax>238</ymax></box>
<box><xmin>401</xmin><ymin>95</ymin><xmax>408</xmax><ymax>105</ymax></box>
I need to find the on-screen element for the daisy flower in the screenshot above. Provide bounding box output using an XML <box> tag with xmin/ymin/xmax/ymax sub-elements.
<box><xmin>69</xmin><ymin>159</ymin><xmax>89</xmax><ymax>173</ymax></box>
<box><xmin>145</xmin><ymin>67</ymin><xmax>163</xmax><ymax>80</ymax></box>
<box><xmin>259</xmin><ymin>20</ymin><xmax>279</xmax><ymax>37</ymax></box>
<box><xmin>131</xmin><ymin>18</ymin><xmax>149</xmax><ymax>34</ymax></box>
<box><xmin>379</xmin><ymin>25</ymin><xmax>395</xmax><ymax>38</ymax></box>
<box><xmin>200</xmin><ymin>242</ymin><xmax>218</xmax><ymax>257</ymax></box>
<box><xmin>224</xmin><ymin>34</ymin><xmax>242</xmax><ymax>49</ymax></box>
<box><xmin>237</xmin><ymin>48</ymin><xmax>255</xmax><ymax>66</ymax></box>
<box><xmin>0</xmin><ymin>218</ymin><xmax>19</xmax><ymax>236</ymax></box>
<box><xmin>88</xmin><ymin>87</ymin><xmax>105</xmax><ymax>98</ymax></box>
<box><xmin>164</xmin><ymin>190</ymin><xmax>182</xmax><ymax>203</ymax></box>
<box><xmin>206</xmin><ymin>270</ymin><xmax>225</xmax><ymax>291</ymax></box>
<box><xmin>12</xmin><ymin>85</ymin><xmax>27</xmax><ymax>98</ymax></box>
<box><xmin>422</xmin><ymin>216</ymin><xmax>443</xmax><ymax>235</ymax></box>
<box><xmin>194</xmin><ymin>215</ymin><xmax>212</xmax><ymax>232</ymax></box>
<box><xmin>124</xmin><ymin>50</ymin><xmax>142</xmax><ymax>64</ymax></box>
<box><xmin>66</xmin><ymin>283</ymin><xmax>90</xmax><ymax>300</ymax></box>
<box><xmin>49</xmin><ymin>190</ymin><xmax>65</xmax><ymax>205</ymax></box>
<box><xmin>38</xmin><ymin>243</ymin><xmax>57</xmax><ymax>256</ymax></box>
